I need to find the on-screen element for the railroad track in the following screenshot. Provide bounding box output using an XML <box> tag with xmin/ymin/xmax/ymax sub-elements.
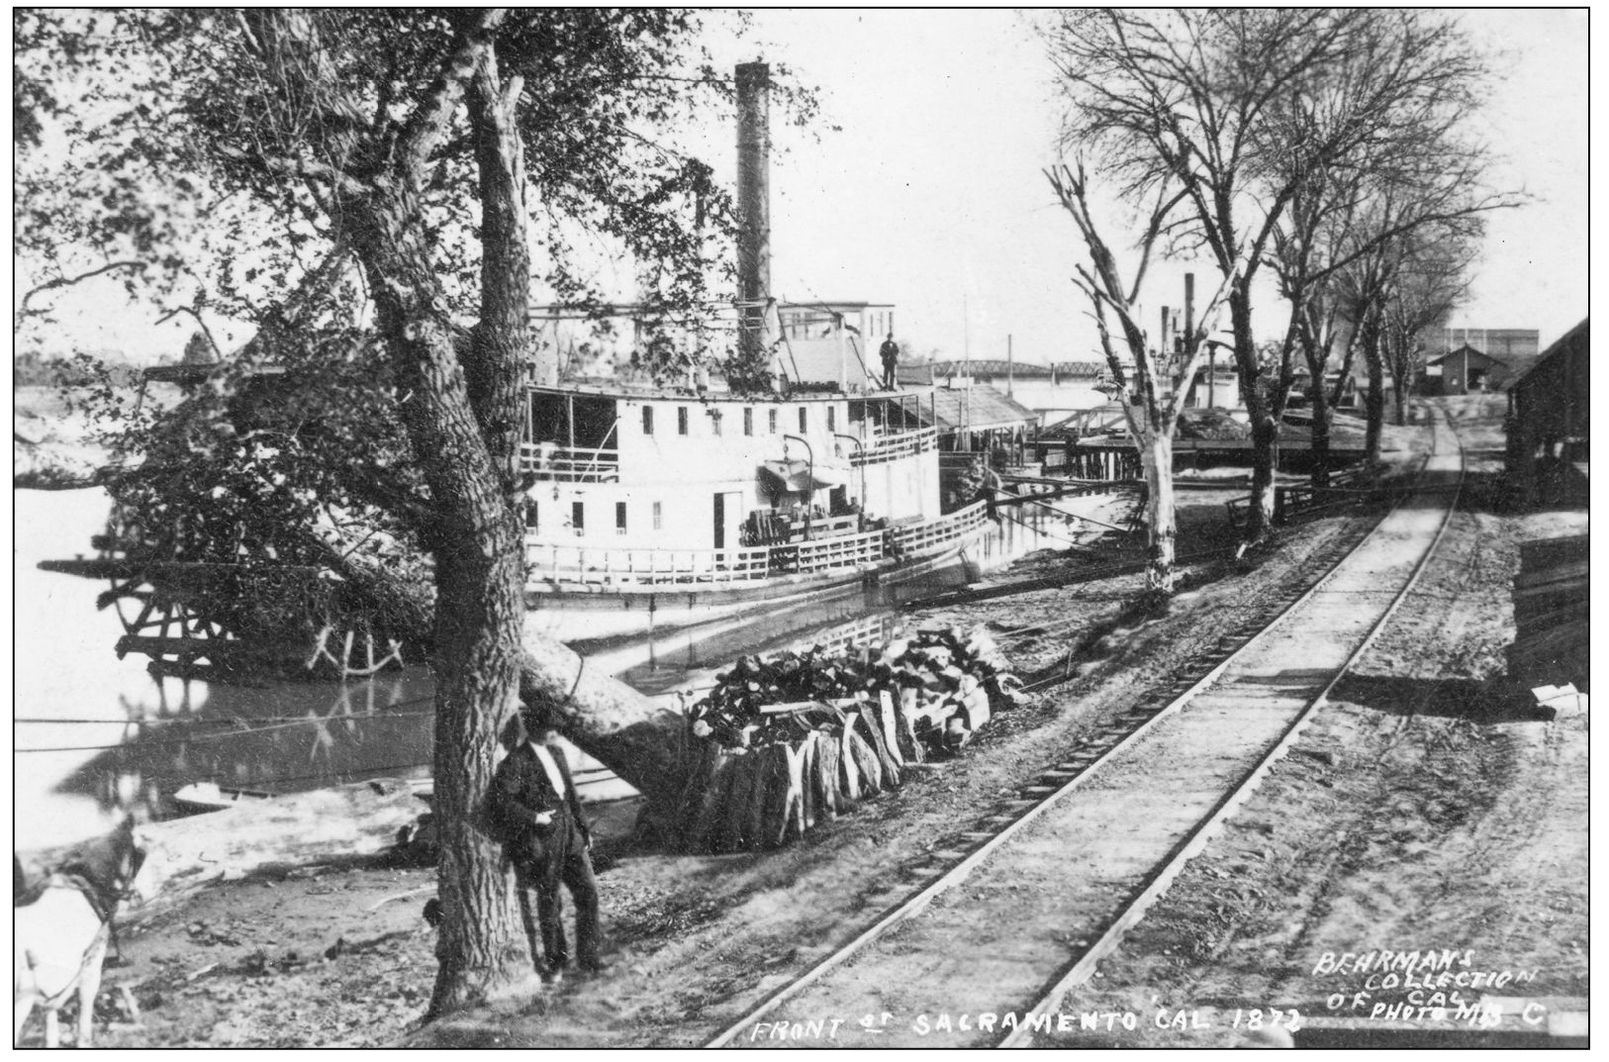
<box><xmin>703</xmin><ymin>413</ymin><xmax>1463</xmax><ymax>1049</ymax></box>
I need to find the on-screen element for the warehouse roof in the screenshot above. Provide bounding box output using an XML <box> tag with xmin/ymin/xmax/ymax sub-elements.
<box><xmin>925</xmin><ymin>384</ymin><xmax>1039</xmax><ymax>434</ymax></box>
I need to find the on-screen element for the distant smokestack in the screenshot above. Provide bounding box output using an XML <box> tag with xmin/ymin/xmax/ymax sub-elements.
<box><xmin>735</xmin><ymin>62</ymin><xmax>772</xmax><ymax>366</ymax></box>
<box><xmin>1184</xmin><ymin>273</ymin><xmax>1196</xmax><ymax>344</ymax></box>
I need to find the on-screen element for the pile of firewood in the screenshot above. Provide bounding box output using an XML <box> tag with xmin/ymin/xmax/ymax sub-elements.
<box><xmin>674</xmin><ymin>627</ymin><xmax>1025</xmax><ymax>853</ymax></box>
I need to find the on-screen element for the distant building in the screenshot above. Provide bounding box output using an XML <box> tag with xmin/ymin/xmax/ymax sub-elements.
<box><xmin>1415</xmin><ymin>325</ymin><xmax>1541</xmax><ymax>395</ymax></box>
<box><xmin>1438</xmin><ymin>327</ymin><xmax>1539</xmax><ymax>363</ymax></box>
<box><xmin>1422</xmin><ymin>343</ymin><xmax>1531</xmax><ymax>395</ymax></box>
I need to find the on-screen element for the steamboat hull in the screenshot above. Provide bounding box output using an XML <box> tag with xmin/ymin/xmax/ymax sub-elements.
<box><xmin>524</xmin><ymin>527</ymin><xmax>987</xmax><ymax>643</ymax></box>
<box><xmin>523</xmin><ymin>497</ymin><xmax>1081</xmax><ymax>643</ymax></box>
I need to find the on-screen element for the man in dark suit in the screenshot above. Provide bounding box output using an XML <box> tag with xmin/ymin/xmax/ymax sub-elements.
<box><xmin>879</xmin><ymin>332</ymin><xmax>900</xmax><ymax>390</ymax></box>
<box><xmin>489</xmin><ymin>712</ymin><xmax>602</xmax><ymax>982</ymax></box>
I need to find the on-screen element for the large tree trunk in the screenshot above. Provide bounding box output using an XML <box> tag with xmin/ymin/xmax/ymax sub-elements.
<box><xmin>1387</xmin><ymin>347</ymin><xmax>1410</xmax><ymax>427</ymax></box>
<box><xmin>1140</xmin><ymin>430</ymin><xmax>1175</xmax><ymax>593</ymax></box>
<box><xmin>1298</xmin><ymin>322</ymin><xmax>1333</xmax><ymax>489</ymax></box>
<box><xmin>240</xmin><ymin>10</ymin><xmax>530</xmax><ymax>1012</ymax></box>
<box><xmin>1309</xmin><ymin>380</ymin><xmax>1331</xmax><ymax>489</ymax></box>
<box><xmin>327</xmin><ymin>542</ymin><xmax>688</xmax><ymax>808</ymax></box>
<box><xmin>1361</xmin><ymin>316</ymin><xmax>1385</xmax><ymax>464</ymax></box>
<box><xmin>1229</xmin><ymin>288</ymin><xmax>1276</xmax><ymax>540</ymax></box>
<box><xmin>343</xmin><ymin>178</ymin><xmax>531</xmax><ymax>1014</ymax></box>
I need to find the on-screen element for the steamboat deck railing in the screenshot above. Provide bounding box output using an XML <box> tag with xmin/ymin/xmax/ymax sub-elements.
<box><xmin>525</xmin><ymin>498</ymin><xmax>987</xmax><ymax>589</ymax></box>
<box><xmin>891</xmin><ymin>499</ymin><xmax>988</xmax><ymax>556</ymax></box>
<box><xmin>769</xmin><ymin>528</ymin><xmax>888</xmax><ymax>573</ymax></box>
<box><xmin>519</xmin><ymin>444</ymin><xmax>620</xmax><ymax>483</ymax></box>
<box><xmin>526</xmin><ymin>544</ymin><xmax>770</xmax><ymax>587</ymax></box>
<box><xmin>848</xmin><ymin>426</ymin><xmax>937</xmax><ymax>466</ymax></box>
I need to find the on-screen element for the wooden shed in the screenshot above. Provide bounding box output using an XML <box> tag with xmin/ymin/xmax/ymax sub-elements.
<box><xmin>1506</xmin><ymin>318</ymin><xmax>1588</xmax><ymax>505</ymax></box>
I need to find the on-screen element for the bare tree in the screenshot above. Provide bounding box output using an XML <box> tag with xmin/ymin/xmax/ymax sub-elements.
<box><xmin>1043</xmin><ymin>9</ymin><xmax>1501</xmax><ymax>538</ymax></box>
<box><xmin>1265</xmin><ymin>54</ymin><xmax>1512</xmax><ymax>481</ymax></box>
<box><xmin>1047</xmin><ymin>163</ymin><xmax>1238</xmax><ymax>593</ymax></box>
<box><xmin>1381</xmin><ymin>227</ymin><xmax>1481</xmax><ymax>424</ymax></box>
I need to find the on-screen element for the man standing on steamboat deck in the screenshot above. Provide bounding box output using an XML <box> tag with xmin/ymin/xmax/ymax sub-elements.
<box><xmin>490</xmin><ymin>712</ymin><xmax>603</xmax><ymax>983</ymax></box>
<box><xmin>879</xmin><ymin>332</ymin><xmax>900</xmax><ymax>390</ymax></box>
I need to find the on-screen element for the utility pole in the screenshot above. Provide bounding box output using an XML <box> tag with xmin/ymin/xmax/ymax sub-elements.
<box><xmin>1006</xmin><ymin>334</ymin><xmax>1014</xmax><ymax>398</ymax></box>
<box><xmin>962</xmin><ymin>293</ymin><xmax>970</xmax><ymax>378</ymax></box>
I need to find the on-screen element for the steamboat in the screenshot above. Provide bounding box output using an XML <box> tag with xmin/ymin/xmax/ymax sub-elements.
<box><xmin>517</xmin><ymin>341</ymin><xmax>996</xmax><ymax>643</ymax></box>
<box><xmin>517</xmin><ymin>62</ymin><xmax>1034</xmax><ymax>642</ymax></box>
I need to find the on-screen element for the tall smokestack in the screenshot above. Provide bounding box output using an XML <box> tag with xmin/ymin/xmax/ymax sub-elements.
<box><xmin>735</xmin><ymin>62</ymin><xmax>772</xmax><ymax>367</ymax></box>
<box><xmin>1184</xmin><ymin>273</ymin><xmax>1196</xmax><ymax>344</ymax></box>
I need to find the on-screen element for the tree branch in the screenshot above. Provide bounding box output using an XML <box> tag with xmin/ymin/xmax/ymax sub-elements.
<box><xmin>215</xmin><ymin>143</ymin><xmax>372</xmax><ymax>198</ymax></box>
<box><xmin>393</xmin><ymin>9</ymin><xmax>508</xmax><ymax>182</ymax></box>
<box><xmin>15</xmin><ymin>260</ymin><xmax>144</xmax><ymax>333</ymax></box>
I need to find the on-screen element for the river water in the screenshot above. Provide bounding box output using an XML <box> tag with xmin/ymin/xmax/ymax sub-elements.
<box><xmin>14</xmin><ymin>483</ymin><xmax>1103</xmax><ymax>851</ymax></box>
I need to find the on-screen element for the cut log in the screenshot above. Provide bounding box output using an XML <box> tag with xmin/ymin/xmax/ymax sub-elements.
<box><xmin>724</xmin><ymin>750</ymin><xmax>765</xmax><ymax>852</ymax></box>
<box><xmin>761</xmin><ymin>743</ymin><xmax>791</xmax><ymax>848</ymax></box>
<box><xmin>675</xmin><ymin>740</ymin><xmax>720</xmax><ymax>829</ymax></box>
<box><xmin>958</xmin><ymin>676</ymin><xmax>992</xmax><ymax>730</ymax></box>
<box><xmin>713</xmin><ymin>752</ymin><xmax>746</xmax><ymax>852</ymax></box>
<box><xmin>784</xmin><ymin>740</ymin><xmax>809</xmax><ymax>842</ymax></box>
<box><xmin>896</xmin><ymin>687</ymin><xmax>925</xmax><ymax>763</ymax></box>
<box><xmin>800</xmin><ymin>731</ymin><xmax>818</xmax><ymax>831</ymax></box>
<box><xmin>758</xmin><ymin>700</ymin><xmax>825</xmax><ymax>715</ymax></box>
<box><xmin>813</xmin><ymin>729</ymin><xmax>839</xmax><ymax>821</ymax></box>
<box><xmin>838</xmin><ymin>722</ymin><xmax>862</xmax><ymax>803</ymax></box>
<box><xmin>857</xmin><ymin>706</ymin><xmax>901</xmax><ymax>789</ymax></box>
<box><xmin>741</xmin><ymin>747</ymin><xmax>771</xmax><ymax>850</ymax></box>
<box><xmin>693</xmin><ymin>751</ymin><xmax>737</xmax><ymax>851</ymax></box>
<box><xmin>878</xmin><ymin>691</ymin><xmax>905</xmax><ymax>767</ymax></box>
<box><xmin>847</xmin><ymin>727</ymin><xmax>883</xmax><ymax>794</ymax></box>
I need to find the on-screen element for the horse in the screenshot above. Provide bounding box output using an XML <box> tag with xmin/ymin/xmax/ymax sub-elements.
<box><xmin>14</xmin><ymin>816</ymin><xmax>158</xmax><ymax>1048</ymax></box>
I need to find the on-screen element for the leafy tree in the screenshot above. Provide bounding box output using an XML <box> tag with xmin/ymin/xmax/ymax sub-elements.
<box><xmin>16</xmin><ymin>7</ymin><xmax>817</xmax><ymax>1017</ymax></box>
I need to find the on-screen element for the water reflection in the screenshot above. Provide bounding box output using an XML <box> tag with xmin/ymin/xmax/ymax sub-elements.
<box><xmin>40</xmin><ymin>668</ymin><xmax>435</xmax><ymax>822</ymax></box>
<box><xmin>17</xmin><ymin>485</ymin><xmax>1092</xmax><ymax>846</ymax></box>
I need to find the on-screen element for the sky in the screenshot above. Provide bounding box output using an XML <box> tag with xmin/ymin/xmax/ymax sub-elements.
<box><xmin>16</xmin><ymin>9</ymin><xmax>1590</xmax><ymax>366</ymax></box>
<box><xmin>711</xmin><ymin>8</ymin><xmax>1590</xmax><ymax>365</ymax></box>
